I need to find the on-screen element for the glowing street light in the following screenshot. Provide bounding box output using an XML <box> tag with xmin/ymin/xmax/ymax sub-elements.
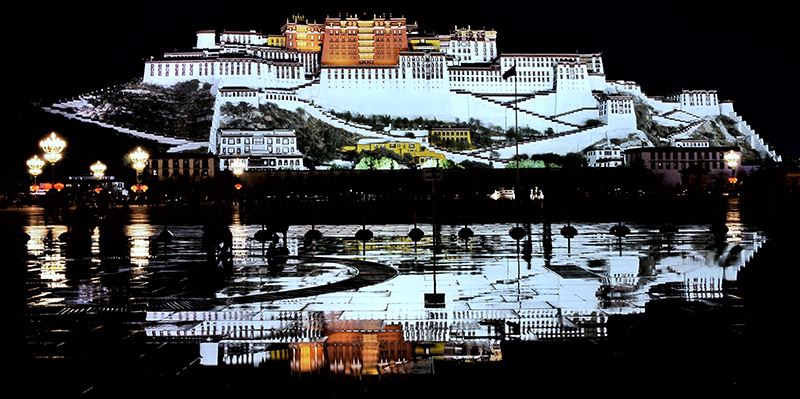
<box><xmin>27</xmin><ymin>155</ymin><xmax>44</xmax><ymax>183</ymax></box>
<box><xmin>128</xmin><ymin>147</ymin><xmax>149</xmax><ymax>184</ymax></box>
<box><xmin>230</xmin><ymin>158</ymin><xmax>247</xmax><ymax>177</ymax></box>
<box><xmin>90</xmin><ymin>161</ymin><xmax>107</xmax><ymax>178</ymax></box>
<box><xmin>39</xmin><ymin>132</ymin><xmax>66</xmax><ymax>164</ymax></box>
<box><xmin>724</xmin><ymin>150</ymin><xmax>741</xmax><ymax>169</ymax></box>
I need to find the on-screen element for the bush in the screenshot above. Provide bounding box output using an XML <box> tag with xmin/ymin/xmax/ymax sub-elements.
<box><xmin>584</xmin><ymin>119</ymin><xmax>602</xmax><ymax>128</ymax></box>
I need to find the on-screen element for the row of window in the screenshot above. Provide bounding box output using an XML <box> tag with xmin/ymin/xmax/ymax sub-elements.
<box><xmin>150</xmin><ymin>159</ymin><xmax>210</xmax><ymax>167</ymax></box>
<box><xmin>650</xmin><ymin>161</ymin><xmax>726</xmax><ymax>170</ymax></box>
<box><xmin>151</xmin><ymin>169</ymin><xmax>210</xmax><ymax>177</ymax></box>
<box><xmin>149</xmin><ymin>61</ymin><xmax>301</xmax><ymax>78</ymax></box>
<box><xmin>503</xmin><ymin>58</ymin><xmax>577</xmax><ymax>69</ymax></box>
<box><xmin>221</xmin><ymin>146</ymin><xmax>297</xmax><ymax>155</ymax></box>
<box><xmin>221</xmin><ymin>137</ymin><xmax>294</xmax><ymax>145</ymax></box>
<box><xmin>650</xmin><ymin>151</ymin><xmax>725</xmax><ymax>160</ymax></box>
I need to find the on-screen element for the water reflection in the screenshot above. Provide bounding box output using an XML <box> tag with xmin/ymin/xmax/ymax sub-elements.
<box><xmin>22</xmin><ymin>199</ymin><xmax>767</xmax><ymax>378</ymax></box>
<box><xmin>26</xmin><ymin>224</ymin><xmax>68</xmax><ymax>290</ymax></box>
<box><xmin>126</xmin><ymin>224</ymin><xmax>152</xmax><ymax>273</ymax></box>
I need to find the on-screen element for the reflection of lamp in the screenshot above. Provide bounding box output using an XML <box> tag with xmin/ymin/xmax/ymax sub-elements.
<box><xmin>90</xmin><ymin>161</ymin><xmax>107</xmax><ymax>178</ymax></box>
<box><xmin>230</xmin><ymin>158</ymin><xmax>246</xmax><ymax>177</ymax></box>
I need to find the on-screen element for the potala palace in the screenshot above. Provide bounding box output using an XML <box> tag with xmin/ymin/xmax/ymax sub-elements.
<box><xmin>53</xmin><ymin>14</ymin><xmax>781</xmax><ymax>169</ymax></box>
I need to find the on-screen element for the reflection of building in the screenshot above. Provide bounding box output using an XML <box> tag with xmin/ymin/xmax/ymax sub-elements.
<box><xmin>147</xmin><ymin>153</ymin><xmax>217</xmax><ymax>181</ymax></box>
<box><xmin>217</xmin><ymin>129</ymin><xmax>305</xmax><ymax>171</ymax></box>
<box><xmin>326</xmin><ymin>321</ymin><xmax>411</xmax><ymax>376</ymax></box>
<box><xmin>342</xmin><ymin>139</ymin><xmax>444</xmax><ymax>164</ymax></box>
<box><xmin>624</xmin><ymin>146</ymin><xmax>740</xmax><ymax>186</ymax></box>
<box><xmin>290</xmin><ymin>342</ymin><xmax>325</xmax><ymax>373</ymax></box>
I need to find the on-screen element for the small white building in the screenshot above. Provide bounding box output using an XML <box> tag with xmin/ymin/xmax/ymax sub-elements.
<box><xmin>586</xmin><ymin>144</ymin><xmax>623</xmax><ymax>168</ymax></box>
<box><xmin>673</xmin><ymin>139</ymin><xmax>710</xmax><ymax>148</ymax></box>
<box><xmin>217</xmin><ymin>129</ymin><xmax>305</xmax><ymax>171</ymax></box>
<box><xmin>598</xmin><ymin>94</ymin><xmax>636</xmax><ymax>130</ymax></box>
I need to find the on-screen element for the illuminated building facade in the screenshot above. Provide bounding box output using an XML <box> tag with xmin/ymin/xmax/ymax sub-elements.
<box><xmin>282</xmin><ymin>15</ymin><xmax>324</xmax><ymax>52</ymax></box>
<box><xmin>342</xmin><ymin>139</ymin><xmax>445</xmax><ymax>164</ymax></box>
<box><xmin>320</xmin><ymin>15</ymin><xmax>408</xmax><ymax>66</ymax></box>
<box><xmin>133</xmin><ymin>15</ymin><xmax>782</xmax><ymax>163</ymax></box>
<box><xmin>217</xmin><ymin>129</ymin><xmax>305</xmax><ymax>171</ymax></box>
<box><xmin>623</xmin><ymin>146</ymin><xmax>740</xmax><ymax>186</ymax></box>
<box><xmin>429</xmin><ymin>127</ymin><xmax>472</xmax><ymax>146</ymax></box>
<box><xmin>147</xmin><ymin>153</ymin><xmax>217</xmax><ymax>180</ymax></box>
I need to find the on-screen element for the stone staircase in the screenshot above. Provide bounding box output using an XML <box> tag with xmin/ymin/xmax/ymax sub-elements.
<box><xmin>266</xmin><ymin>96</ymin><xmax>503</xmax><ymax>165</ymax></box>
<box><xmin>452</xmin><ymin>89</ymin><xmax>582</xmax><ymax>130</ymax></box>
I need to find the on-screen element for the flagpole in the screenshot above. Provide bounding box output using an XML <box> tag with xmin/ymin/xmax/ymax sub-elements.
<box><xmin>514</xmin><ymin>63</ymin><xmax>520</xmax><ymax>227</ymax></box>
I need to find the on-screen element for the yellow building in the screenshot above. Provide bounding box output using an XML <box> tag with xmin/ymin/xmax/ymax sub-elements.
<box><xmin>408</xmin><ymin>36</ymin><xmax>446</xmax><ymax>51</ymax></box>
<box><xmin>266</xmin><ymin>34</ymin><xmax>286</xmax><ymax>47</ymax></box>
<box><xmin>429</xmin><ymin>127</ymin><xmax>471</xmax><ymax>146</ymax></box>
<box><xmin>342</xmin><ymin>139</ymin><xmax>445</xmax><ymax>164</ymax></box>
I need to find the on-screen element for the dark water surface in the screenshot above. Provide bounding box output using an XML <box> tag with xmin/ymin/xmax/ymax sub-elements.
<box><xmin>4</xmin><ymin>198</ymin><xmax>789</xmax><ymax>396</ymax></box>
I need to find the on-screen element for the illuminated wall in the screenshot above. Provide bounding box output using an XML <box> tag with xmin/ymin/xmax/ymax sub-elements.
<box><xmin>321</xmin><ymin>16</ymin><xmax>408</xmax><ymax>66</ymax></box>
<box><xmin>282</xmin><ymin>16</ymin><xmax>324</xmax><ymax>52</ymax></box>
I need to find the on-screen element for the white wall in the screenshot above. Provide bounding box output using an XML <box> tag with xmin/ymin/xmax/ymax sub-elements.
<box><xmin>196</xmin><ymin>32</ymin><xmax>216</xmax><ymax>49</ymax></box>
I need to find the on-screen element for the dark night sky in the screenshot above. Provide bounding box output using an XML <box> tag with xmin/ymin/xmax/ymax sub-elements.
<box><xmin>2</xmin><ymin>1</ymin><xmax>797</xmax><ymax>190</ymax></box>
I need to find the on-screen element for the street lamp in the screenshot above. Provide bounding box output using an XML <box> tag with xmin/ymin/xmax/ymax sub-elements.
<box><xmin>39</xmin><ymin>132</ymin><xmax>66</xmax><ymax>183</ymax></box>
<box><xmin>27</xmin><ymin>155</ymin><xmax>45</xmax><ymax>184</ymax></box>
<box><xmin>90</xmin><ymin>161</ymin><xmax>107</xmax><ymax>178</ymax></box>
<box><xmin>230</xmin><ymin>158</ymin><xmax>247</xmax><ymax>177</ymax></box>
<box><xmin>723</xmin><ymin>150</ymin><xmax>741</xmax><ymax>191</ymax></box>
<box><xmin>128</xmin><ymin>147</ymin><xmax>149</xmax><ymax>182</ymax></box>
<box><xmin>724</xmin><ymin>150</ymin><xmax>740</xmax><ymax>169</ymax></box>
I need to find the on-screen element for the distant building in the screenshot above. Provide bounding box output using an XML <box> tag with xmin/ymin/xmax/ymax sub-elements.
<box><xmin>673</xmin><ymin>139</ymin><xmax>710</xmax><ymax>148</ymax></box>
<box><xmin>147</xmin><ymin>153</ymin><xmax>217</xmax><ymax>181</ymax></box>
<box><xmin>342</xmin><ymin>139</ymin><xmax>444</xmax><ymax>164</ymax></box>
<box><xmin>585</xmin><ymin>144</ymin><xmax>623</xmax><ymax>167</ymax></box>
<box><xmin>429</xmin><ymin>127</ymin><xmax>471</xmax><ymax>146</ymax></box>
<box><xmin>217</xmin><ymin>129</ymin><xmax>305</xmax><ymax>171</ymax></box>
<box><xmin>624</xmin><ymin>146</ymin><xmax>740</xmax><ymax>186</ymax></box>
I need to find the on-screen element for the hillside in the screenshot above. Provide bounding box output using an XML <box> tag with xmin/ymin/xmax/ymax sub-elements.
<box><xmin>220</xmin><ymin>102</ymin><xmax>356</xmax><ymax>163</ymax></box>
<box><xmin>57</xmin><ymin>80</ymin><xmax>214</xmax><ymax>141</ymax></box>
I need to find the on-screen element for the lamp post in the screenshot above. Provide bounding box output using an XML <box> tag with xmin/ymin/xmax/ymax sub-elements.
<box><xmin>723</xmin><ymin>150</ymin><xmax>741</xmax><ymax>190</ymax></box>
<box><xmin>128</xmin><ymin>147</ymin><xmax>149</xmax><ymax>202</ymax></box>
<box><xmin>128</xmin><ymin>147</ymin><xmax>149</xmax><ymax>182</ymax></box>
<box><xmin>90</xmin><ymin>161</ymin><xmax>107</xmax><ymax>178</ymax></box>
<box><xmin>230</xmin><ymin>158</ymin><xmax>246</xmax><ymax>177</ymax></box>
<box><xmin>39</xmin><ymin>132</ymin><xmax>66</xmax><ymax>183</ymax></box>
<box><xmin>27</xmin><ymin>155</ymin><xmax>45</xmax><ymax>185</ymax></box>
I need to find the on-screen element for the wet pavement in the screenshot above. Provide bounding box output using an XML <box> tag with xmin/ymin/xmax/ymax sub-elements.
<box><xmin>12</xmin><ymin>198</ymin><xmax>772</xmax><ymax>394</ymax></box>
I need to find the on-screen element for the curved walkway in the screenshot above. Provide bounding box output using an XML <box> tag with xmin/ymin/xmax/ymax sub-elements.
<box><xmin>143</xmin><ymin>256</ymin><xmax>398</xmax><ymax>310</ymax></box>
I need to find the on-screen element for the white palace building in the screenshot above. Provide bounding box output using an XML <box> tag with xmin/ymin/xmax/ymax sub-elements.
<box><xmin>140</xmin><ymin>15</ymin><xmax>781</xmax><ymax>165</ymax></box>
